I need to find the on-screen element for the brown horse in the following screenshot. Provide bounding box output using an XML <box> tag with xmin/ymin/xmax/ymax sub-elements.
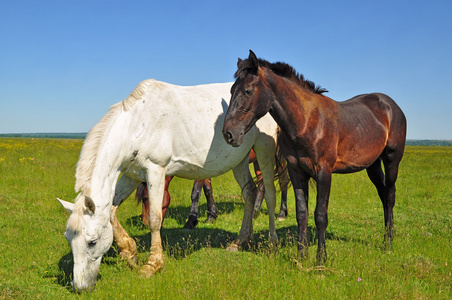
<box><xmin>223</xmin><ymin>50</ymin><xmax>406</xmax><ymax>264</ymax></box>
<box><xmin>137</xmin><ymin>177</ymin><xmax>217</xmax><ymax>229</ymax></box>
<box><xmin>138</xmin><ymin>149</ymin><xmax>290</xmax><ymax>229</ymax></box>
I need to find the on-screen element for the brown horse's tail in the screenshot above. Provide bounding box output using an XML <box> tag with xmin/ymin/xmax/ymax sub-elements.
<box><xmin>275</xmin><ymin>144</ymin><xmax>290</xmax><ymax>192</ymax></box>
<box><xmin>136</xmin><ymin>182</ymin><xmax>150</xmax><ymax>227</ymax></box>
<box><xmin>136</xmin><ymin>182</ymin><xmax>148</xmax><ymax>204</ymax></box>
<box><xmin>251</xmin><ymin>140</ymin><xmax>291</xmax><ymax>194</ymax></box>
<box><xmin>273</xmin><ymin>137</ymin><xmax>291</xmax><ymax>193</ymax></box>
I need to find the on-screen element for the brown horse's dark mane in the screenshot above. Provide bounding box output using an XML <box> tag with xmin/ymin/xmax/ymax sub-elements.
<box><xmin>235</xmin><ymin>58</ymin><xmax>328</xmax><ymax>95</ymax></box>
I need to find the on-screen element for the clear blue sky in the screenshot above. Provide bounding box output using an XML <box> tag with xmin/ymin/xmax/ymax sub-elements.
<box><xmin>1</xmin><ymin>0</ymin><xmax>451</xmax><ymax>139</ymax></box>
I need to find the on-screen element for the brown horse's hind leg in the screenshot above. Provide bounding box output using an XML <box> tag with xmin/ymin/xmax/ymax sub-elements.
<box><xmin>366</xmin><ymin>159</ymin><xmax>389</xmax><ymax>243</ymax></box>
<box><xmin>366</xmin><ymin>154</ymin><xmax>401</xmax><ymax>249</ymax></box>
<box><xmin>381</xmin><ymin>149</ymin><xmax>403</xmax><ymax>248</ymax></box>
<box><xmin>314</xmin><ymin>170</ymin><xmax>332</xmax><ymax>265</ymax></box>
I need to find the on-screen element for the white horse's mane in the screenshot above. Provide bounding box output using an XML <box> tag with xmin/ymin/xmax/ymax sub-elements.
<box><xmin>67</xmin><ymin>80</ymin><xmax>156</xmax><ymax>232</ymax></box>
<box><xmin>74</xmin><ymin>79</ymin><xmax>155</xmax><ymax>197</ymax></box>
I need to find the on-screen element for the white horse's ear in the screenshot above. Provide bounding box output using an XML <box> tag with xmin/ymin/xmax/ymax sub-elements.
<box><xmin>57</xmin><ymin>198</ymin><xmax>74</xmax><ymax>214</ymax></box>
<box><xmin>85</xmin><ymin>196</ymin><xmax>96</xmax><ymax>214</ymax></box>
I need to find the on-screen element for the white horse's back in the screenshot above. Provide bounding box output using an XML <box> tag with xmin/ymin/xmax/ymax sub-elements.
<box><xmin>118</xmin><ymin>80</ymin><xmax>259</xmax><ymax>180</ymax></box>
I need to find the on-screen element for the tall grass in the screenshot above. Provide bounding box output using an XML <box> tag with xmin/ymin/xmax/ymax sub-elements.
<box><xmin>0</xmin><ymin>138</ymin><xmax>450</xmax><ymax>299</ymax></box>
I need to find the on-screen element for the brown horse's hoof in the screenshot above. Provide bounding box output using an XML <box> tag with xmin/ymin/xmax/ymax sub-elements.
<box><xmin>182</xmin><ymin>215</ymin><xmax>199</xmax><ymax>230</ymax></box>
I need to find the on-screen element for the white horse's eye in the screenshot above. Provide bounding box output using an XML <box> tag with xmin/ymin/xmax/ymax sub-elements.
<box><xmin>88</xmin><ymin>240</ymin><xmax>97</xmax><ymax>247</ymax></box>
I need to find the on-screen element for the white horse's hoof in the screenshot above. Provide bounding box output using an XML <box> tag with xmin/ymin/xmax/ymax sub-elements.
<box><xmin>120</xmin><ymin>251</ymin><xmax>138</xmax><ymax>268</ymax></box>
<box><xmin>226</xmin><ymin>243</ymin><xmax>239</xmax><ymax>252</ymax></box>
<box><xmin>138</xmin><ymin>262</ymin><xmax>163</xmax><ymax>278</ymax></box>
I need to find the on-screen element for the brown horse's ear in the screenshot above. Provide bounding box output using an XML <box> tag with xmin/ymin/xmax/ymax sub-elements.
<box><xmin>85</xmin><ymin>196</ymin><xmax>96</xmax><ymax>214</ymax></box>
<box><xmin>249</xmin><ymin>50</ymin><xmax>259</xmax><ymax>68</ymax></box>
<box><xmin>237</xmin><ymin>58</ymin><xmax>243</xmax><ymax>68</ymax></box>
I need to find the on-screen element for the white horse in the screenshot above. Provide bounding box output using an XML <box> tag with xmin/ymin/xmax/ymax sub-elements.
<box><xmin>58</xmin><ymin>79</ymin><xmax>279</xmax><ymax>292</ymax></box>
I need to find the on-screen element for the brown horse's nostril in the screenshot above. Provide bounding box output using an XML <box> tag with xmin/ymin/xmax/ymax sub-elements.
<box><xmin>224</xmin><ymin>131</ymin><xmax>234</xmax><ymax>143</ymax></box>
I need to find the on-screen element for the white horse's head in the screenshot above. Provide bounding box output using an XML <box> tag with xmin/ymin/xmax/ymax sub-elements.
<box><xmin>58</xmin><ymin>196</ymin><xmax>113</xmax><ymax>292</ymax></box>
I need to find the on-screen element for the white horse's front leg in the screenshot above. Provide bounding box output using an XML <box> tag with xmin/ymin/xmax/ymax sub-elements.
<box><xmin>139</xmin><ymin>166</ymin><xmax>166</xmax><ymax>278</ymax></box>
<box><xmin>254</xmin><ymin>146</ymin><xmax>278</xmax><ymax>244</ymax></box>
<box><xmin>110</xmin><ymin>175</ymin><xmax>141</xmax><ymax>266</ymax></box>
<box><xmin>229</xmin><ymin>154</ymin><xmax>256</xmax><ymax>250</ymax></box>
<box><xmin>254</xmin><ymin>114</ymin><xmax>280</xmax><ymax>244</ymax></box>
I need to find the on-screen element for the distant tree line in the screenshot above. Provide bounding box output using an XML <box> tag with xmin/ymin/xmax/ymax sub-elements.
<box><xmin>405</xmin><ymin>140</ymin><xmax>452</xmax><ymax>146</ymax></box>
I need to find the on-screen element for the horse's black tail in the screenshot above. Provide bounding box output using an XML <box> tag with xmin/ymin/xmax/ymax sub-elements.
<box><xmin>136</xmin><ymin>182</ymin><xmax>148</xmax><ymax>205</ymax></box>
<box><xmin>251</xmin><ymin>143</ymin><xmax>291</xmax><ymax>194</ymax></box>
<box><xmin>274</xmin><ymin>145</ymin><xmax>290</xmax><ymax>192</ymax></box>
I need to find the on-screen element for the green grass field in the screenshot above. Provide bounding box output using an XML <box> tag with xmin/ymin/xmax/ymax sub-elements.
<box><xmin>0</xmin><ymin>138</ymin><xmax>450</xmax><ymax>299</ymax></box>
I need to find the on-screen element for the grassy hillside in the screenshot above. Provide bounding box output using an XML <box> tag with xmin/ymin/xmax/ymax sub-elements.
<box><xmin>0</xmin><ymin>138</ymin><xmax>450</xmax><ymax>299</ymax></box>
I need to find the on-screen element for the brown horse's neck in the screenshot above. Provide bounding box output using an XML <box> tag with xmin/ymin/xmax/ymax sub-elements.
<box><xmin>262</xmin><ymin>68</ymin><xmax>323</xmax><ymax>142</ymax></box>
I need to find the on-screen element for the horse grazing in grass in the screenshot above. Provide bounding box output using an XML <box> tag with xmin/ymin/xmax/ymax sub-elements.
<box><xmin>137</xmin><ymin>149</ymin><xmax>290</xmax><ymax>229</ymax></box>
<box><xmin>57</xmin><ymin>79</ymin><xmax>280</xmax><ymax>292</ymax></box>
<box><xmin>223</xmin><ymin>50</ymin><xmax>406</xmax><ymax>264</ymax></box>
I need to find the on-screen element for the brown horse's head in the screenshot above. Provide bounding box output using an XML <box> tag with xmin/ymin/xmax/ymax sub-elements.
<box><xmin>222</xmin><ymin>50</ymin><xmax>271</xmax><ymax>147</ymax></box>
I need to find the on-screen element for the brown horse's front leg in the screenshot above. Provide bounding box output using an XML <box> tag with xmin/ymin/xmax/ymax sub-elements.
<box><xmin>314</xmin><ymin>170</ymin><xmax>332</xmax><ymax>265</ymax></box>
<box><xmin>183</xmin><ymin>179</ymin><xmax>204</xmax><ymax>229</ymax></box>
<box><xmin>295</xmin><ymin>186</ymin><xmax>309</xmax><ymax>258</ymax></box>
<box><xmin>203</xmin><ymin>179</ymin><xmax>218</xmax><ymax>223</ymax></box>
<box><xmin>289</xmin><ymin>167</ymin><xmax>310</xmax><ymax>259</ymax></box>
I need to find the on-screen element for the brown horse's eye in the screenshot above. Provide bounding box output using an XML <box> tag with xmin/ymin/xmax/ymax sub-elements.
<box><xmin>245</xmin><ymin>89</ymin><xmax>253</xmax><ymax>96</ymax></box>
